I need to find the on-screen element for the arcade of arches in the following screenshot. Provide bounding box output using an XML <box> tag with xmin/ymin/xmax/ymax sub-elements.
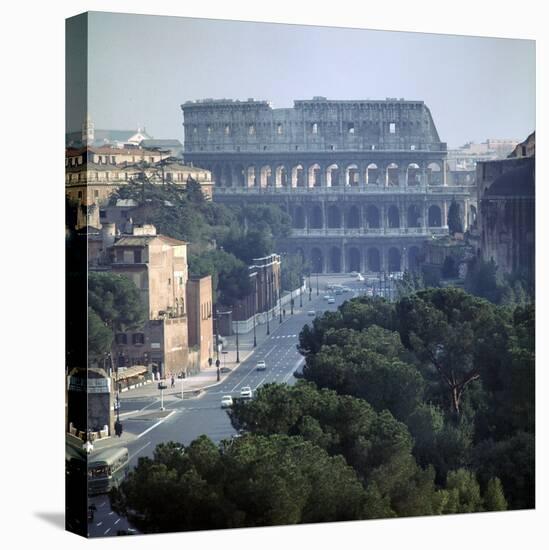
<box><xmin>302</xmin><ymin>244</ymin><xmax>423</xmax><ymax>274</ymax></box>
<box><xmin>290</xmin><ymin>202</ymin><xmax>449</xmax><ymax>230</ymax></box>
<box><xmin>208</xmin><ymin>160</ymin><xmax>446</xmax><ymax>188</ymax></box>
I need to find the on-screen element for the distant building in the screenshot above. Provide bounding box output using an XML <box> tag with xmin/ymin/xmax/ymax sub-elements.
<box><xmin>107</xmin><ymin>224</ymin><xmax>190</xmax><ymax>378</ymax></box>
<box><xmin>186</xmin><ymin>276</ymin><xmax>214</xmax><ymax>370</ymax></box>
<box><xmin>476</xmin><ymin>132</ymin><xmax>535</xmax><ymax>286</ymax></box>
<box><xmin>447</xmin><ymin>138</ymin><xmax>518</xmax><ymax>172</ymax></box>
<box><xmin>65</xmin><ymin>145</ymin><xmax>215</xmax><ymax>217</ymax></box>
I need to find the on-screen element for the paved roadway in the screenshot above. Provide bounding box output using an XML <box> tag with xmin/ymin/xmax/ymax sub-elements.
<box><xmin>87</xmin><ymin>275</ymin><xmax>373</xmax><ymax>537</ymax></box>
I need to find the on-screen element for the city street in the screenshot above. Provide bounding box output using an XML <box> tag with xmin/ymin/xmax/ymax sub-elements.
<box><xmin>87</xmin><ymin>275</ymin><xmax>370</xmax><ymax>537</ymax></box>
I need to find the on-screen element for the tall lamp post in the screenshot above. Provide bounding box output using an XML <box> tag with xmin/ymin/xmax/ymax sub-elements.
<box><xmin>316</xmin><ymin>272</ymin><xmax>319</xmax><ymax>296</ymax></box>
<box><xmin>290</xmin><ymin>288</ymin><xmax>294</xmax><ymax>315</ymax></box>
<box><xmin>308</xmin><ymin>273</ymin><xmax>312</xmax><ymax>301</ymax></box>
<box><xmin>253</xmin><ymin>277</ymin><xmax>257</xmax><ymax>347</ymax></box>
<box><xmin>234</xmin><ymin>306</ymin><xmax>240</xmax><ymax>364</ymax></box>
<box><xmin>299</xmin><ymin>277</ymin><xmax>303</xmax><ymax>308</ymax></box>
<box><xmin>278</xmin><ymin>289</ymin><xmax>283</xmax><ymax>323</ymax></box>
<box><xmin>265</xmin><ymin>266</ymin><xmax>270</xmax><ymax>336</ymax></box>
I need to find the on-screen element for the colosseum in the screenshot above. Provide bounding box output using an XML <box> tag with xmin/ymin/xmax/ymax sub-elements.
<box><xmin>181</xmin><ymin>97</ymin><xmax>476</xmax><ymax>274</ymax></box>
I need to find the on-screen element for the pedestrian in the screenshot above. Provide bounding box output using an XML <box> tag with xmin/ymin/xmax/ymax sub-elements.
<box><xmin>171</xmin><ymin>375</ymin><xmax>175</xmax><ymax>388</ymax></box>
<box><xmin>283</xmin><ymin>308</ymin><xmax>286</xmax><ymax>317</ymax></box>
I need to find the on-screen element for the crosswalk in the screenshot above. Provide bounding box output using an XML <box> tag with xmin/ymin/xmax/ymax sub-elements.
<box><xmin>270</xmin><ymin>334</ymin><xmax>297</xmax><ymax>339</ymax></box>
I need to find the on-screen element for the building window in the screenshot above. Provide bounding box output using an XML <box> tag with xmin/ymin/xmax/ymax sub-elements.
<box><xmin>115</xmin><ymin>333</ymin><xmax>127</xmax><ymax>345</ymax></box>
<box><xmin>132</xmin><ymin>333</ymin><xmax>145</xmax><ymax>345</ymax></box>
<box><xmin>193</xmin><ymin>126</ymin><xmax>198</xmax><ymax>134</ymax></box>
<box><xmin>207</xmin><ymin>125</ymin><xmax>212</xmax><ymax>134</ymax></box>
<box><xmin>311</xmin><ymin>122</ymin><xmax>318</xmax><ymax>134</ymax></box>
<box><xmin>94</xmin><ymin>190</ymin><xmax>99</xmax><ymax>198</ymax></box>
<box><xmin>133</xmin><ymin>249</ymin><xmax>142</xmax><ymax>263</ymax></box>
<box><xmin>410</xmin><ymin>145</ymin><xmax>416</xmax><ymax>151</ymax></box>
<box><xmin>348</xmin><ymin>123</ymin><xmax>355</xmax><ymax>134</ymax></box>
<box><xmin>77</xmin><ymin>191</ymin><xmax>83</xmax><ymax>199</ymax></box>
<box><xmin>248</xmin><ymin>124</ymin><xmax>255</xmax><ymax>135</ymax></box>
<box><xmin>99</xmin><ymin>209</ymin><xmax>106</xmax><ymax>219</ymax></box>
<box><xmin>111</xmin><ymin>156</ymin><xmax>116</xmax><ymax>164</ymax></box>
<box><xmin>389</xmin><ymin>122</ymin><xmax>396</xmax><ymax>134</ymax></box>
<box><xmin>277</xmin><ymin>123</ymin><xmax>283</xmax><ymax>135</ymax></box>
<box><xmin>224</xmin><ymin>125</ymin><xmax>230</xmax><ymax>135</ymax></box>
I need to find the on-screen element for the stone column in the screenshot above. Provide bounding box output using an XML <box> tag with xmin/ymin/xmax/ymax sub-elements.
<box><xmin>443</xmin><ymin>201</ymin><xmax>449</xmax><ymax>228</ymax></box>
<box><xmin>304</xmin><ymin>207</ymin><xmax>309</xmax><ymax>233</ymax></box>
<box><xmin>402</xmin><ymin>167</ymin><xmax>408</xmax><ymax>188</ymax></box>
<box><xmin>442</xmin><ymin>159</ymin><xmax>448</xmax><ymax>186</ymax></box>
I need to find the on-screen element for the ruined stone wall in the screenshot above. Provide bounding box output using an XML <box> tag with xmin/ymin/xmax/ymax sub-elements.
<box><xmin>182</xmin><ymin>97</ymin><xmax>445</xmax><ymax>153</ymax></box>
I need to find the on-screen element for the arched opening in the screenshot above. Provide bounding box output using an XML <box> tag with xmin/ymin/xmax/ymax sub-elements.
<box><xmin>365</xmin><ymin>205</ymin><xmax>380</xmax><ymax>228</ymax></box>
<box><xmin>347</xmin><ymin>205</ymin><xmax>360</xmax><ymax>228</ymax></box>
<box><xmin>293</xmin><ymin>206</ymin><xmax>305</xmax><ymax>229</ymax></box>
<box><xmin>366</xmin><ymin>163</ymin><xmax>379</xmax><ymax>185</ymax></box>
<box><xmin>310</xmin><ymin>205</ymin><xmax>323</xmax><ymax>229</ymax></box>
<box><xmin>327</xmin><ymin>205</ymin><xmax>342</xmax><ymax>228</ymax></box>
<box><xmin>367</xmin><ymin>248</ymin><xmax>381</xmax><ymax>272</ymax></box>
<box><xmin>387</xmin><ymin>163</ymin><xmax>400</xmax><ymax>186</ymax></box>
<box><xmin>388</xmin><ymin>205</ymin><xmax>400</xmax><ymax>228</ymax></box>
<box><xmin>388</xmin><ymin>247</ymin><xmax>401</xmax><ymax>272</ymax></box>
<box><xmin>311</xmin><ymin>248</ymin><xmax>323</xmax><ymax>273</ymax></box>
<box><xmin>246</xmin><ymin>166</ymin><xmax>257</xmax><ymax>187</ymax></box>
<box><xmin>407</xmin><ymin>163</ymin><xmax>421</xmax><ymax>186</ymax></box>
<box><xmin>348</xmin><ymin>247</ymin><xmax>361</xmax><ymax>273</ymax></box>
<box><xmin>234</xmin><ymin>164</ymin><xmax>245</xmax><ymax>187</ymax></box>
<box><xmin>275</xmin><ymin>165</ymin><xmax>288</xmax><ymax>187</ymax></box>
<box><xmin>326</xmin><ymin>164</ymin><xmax>340</xmax><ymax>187</ymax></box>
<box><xmin>308</xmin><ymin>164</ymin><xmax>321</xmax><ymax>187</ymax></box>
<box><xmin>222</xmin><ymin>164</ymin><xmax>233</xmax><ymax>187</ymax></box>
<box><xmin>407</xmin><ymin>204</ymin><xmax>421</xmax><ymax>228</ymax></box>
<box><xmin>428</xmin><ymin>205</ymin><xmax>442</xmax><ymax>227</ymax></box>
<box><xmin>329</xmin><ymin>247</ymin><xmax>342</xmax><ymax>273</ymax></box>
<box><xmin>408</xmin><ymin>246</ymin><xmax>421</xmax><ymax>272</ymax></box>
<box><xmin>346</xmin><ymin>164</ymin><xmax>359</xmax><ymax>186</ymax></box>
<box><xmin>292</xmin><ymin>164</ymin><xmax>305</xmax><ymax>187</ymax></box>
<box><xmin>214</xmin><ymin>164</ymin><xmax>222</xmax><ymax>187</ymax></box>
<box><xmin>260</xmin><ymin>165</ymin><xmax>272</xmax><ymax>187</ymax></box>
<box><xmin>427</xmin><ymin>162</ymin><xmax>442</xmax><ymax>186</ymax></box>
<box><xmin>469</xmin><ymin>204</ymin><xmax>477</xmax><ymax>227</ymax></box>
<box><xmin>295</xmin><ymin>247</ymin><xmax>305</xmax><ymax>265</ymax></box>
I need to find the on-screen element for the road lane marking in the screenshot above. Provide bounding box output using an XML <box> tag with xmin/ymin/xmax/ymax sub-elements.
<box><xmin>283</xmin><ymin>357</ymin><xmax>305</xmax><ymax>383</ymax></box>
<box><xmin>136</xmin><ymin>411</ymin><xmax>176</xmax><ymax>439</ymax></box>
<box><xmin>254</xmin><ymin>377</ymin><xmax>266</xmax><ymax>390</ymax></box>
<box><xmin>114</xmin><ymin>519</ymin><xmax>120</xmax><ymax>525</ymax></box>
<box><xmin>96</xmin><ymin>522</ymin><xmax>103</xmax><ymax>527</ymax></box>
<box><xmin>104</xmin><ymin>528</ymin><xmax>111</xmax><ymax>535</ymax></box>
<box><xmin>129</xmin><ymin>441</ymin><xmax>151</xmax><ymax>460</ymax></box>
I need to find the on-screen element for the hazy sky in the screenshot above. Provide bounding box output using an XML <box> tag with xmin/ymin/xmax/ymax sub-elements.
<box><xmin>84</xmin><ymin>11</ymin><xmax>535</xmax><ymax>148</ymax></box>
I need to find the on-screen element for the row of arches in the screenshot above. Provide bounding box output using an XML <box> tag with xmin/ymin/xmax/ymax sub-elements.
<box><xmin>294</xmin><ymin>246</ymin><xmax>422</xmax><ymax>274</ymax></box>
<box><xmin>292</xmin><ymin>204</ymin><xmax>444</xmax><ymax>229</ymax></box>
<box><xmin>210</xmin><ymin>161</ymin><xmax>444</xmax><ymax>188</ymax></box>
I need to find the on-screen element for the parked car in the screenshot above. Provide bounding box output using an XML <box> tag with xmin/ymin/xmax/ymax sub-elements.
<box><xmin>323</xmin><ymin>295</ymin><xmax>331</xmax><ymax>301</ymax></box>
<box><xmin>350</xmin><ymin>271</ymin><xmax>358</xmax><ymax>277</ymax></box>
<box><xmin>341</xmin><ymin>286</ymin><xmax>351</xmax><ymax>293</ymax></box>
<box><xmin>327</xmin><ymin>297</ymin><xmax>336</xmax><ymax>304</ymax></box>
<box><xmin>357</xmin><ymin>273</ymin><xmax>364</xmax><ymax>281</ymax></box>
<box><xmin>240</xmin><ymin>386</ymin><xmax>253</xmax><ymax>399</ymax></box>
<box><xmin>220</xmin><ymin>366</ymin><xmax>231</xmax><ymax>373</ymax></box>
<box><xmin>220</xmin><ymin>395</ymin><xmax>233</xmax><ymax>408</ymax></box>
<box><xmin>307</xmin><ymin>310</ymin><xmax>316</xmax><ymax>316</ymax></box>
<box><xmin>256</xmin><ymin>360</ymin><xmax>266</xmax><ymax>371</ymax></box>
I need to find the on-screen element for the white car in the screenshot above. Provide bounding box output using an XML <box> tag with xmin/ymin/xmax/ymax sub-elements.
<box><xmin>323</xmin><ymin>295</ymin><xmax>331</xmax><ymax>301</ymax></box>
<box><xmin>327</xmin><ymin>297</ymin><xmax>336</xmax><ymax>304</ymax></box>
<box><xmin>240</xmin><ymin>386</ymin><xmax>253</xmax><ymax>399</ymax></box>
<box><xmin>357</xmin><ymin>274</ymin><xmax>364</xmax><ymax>281</ymax></box>
<box><xmin>256</xmin><ymin>360</ymin><xmax>266</xmax><ymax>371</ymax></box>
<box><xmin>307</xmin><ymin>310</ymin><xmax>316</xmax><ymax>316</ymax></box>
<box><xmin>220</xmin><ymin>395</ymin><xmax>233</xmax><ymax>408</ymax></box>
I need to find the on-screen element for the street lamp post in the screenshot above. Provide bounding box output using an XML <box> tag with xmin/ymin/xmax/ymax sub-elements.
<box><xmin>266</xmin><ymin>270</ymin><xmax>270</xmax><ymax>335</ymax></box>
<box><xmin>235</xmin><ymin>307</ymin><xmax>240</xmax><ymax>364</ymax></box>
<box><xmin>278</xmin><ymin>289</ymin><xmax>282</xmax><ymax>323</ymax></box>
<box><xmin>316</xmin><ymin>272</ymin><xmax>319</xmax><ymax>296</ymax></box>
<box><xmin>158</xmin><ymin>381</ymin><xmax>167</xmax><ymax>411</ymax></box>
<box><xmin>299</xmin><ymin>278</ymin><xmax>303</xmax><ymax>308</ymax></box>
<box><xmin>308</xmin><ymin>274</ymin><xmax>312</xmax><ymax>301</ymax></box>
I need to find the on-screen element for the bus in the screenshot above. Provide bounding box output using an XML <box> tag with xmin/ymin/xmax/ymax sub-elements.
<box><xmin>88</xmin><ymin>447</ymin><xmax>129</xmax><ymax>495</ymax></box>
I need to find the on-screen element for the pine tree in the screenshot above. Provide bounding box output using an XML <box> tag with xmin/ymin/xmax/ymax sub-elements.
<box><xmin>483</xmin><ymin>477</ymin><xmax>508</xmax><ymax>511</ymax></box>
